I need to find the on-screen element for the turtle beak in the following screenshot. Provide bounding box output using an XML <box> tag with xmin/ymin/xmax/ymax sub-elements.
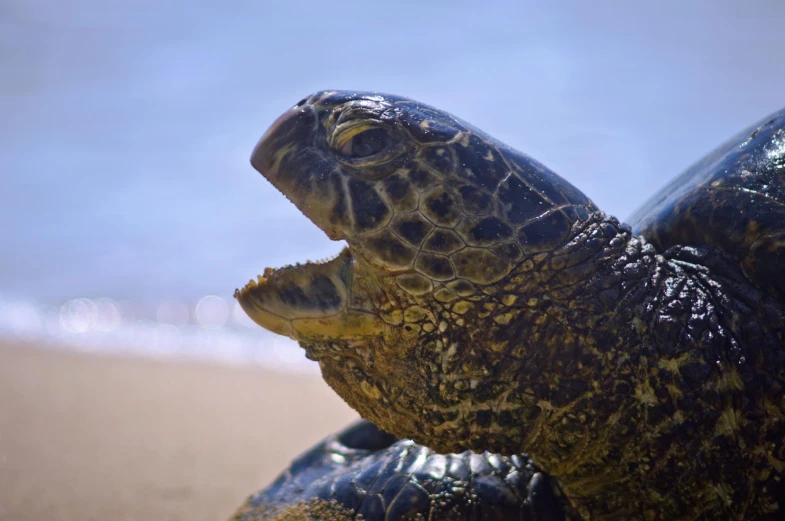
<box><xmin>250</xmin><ymin>103</ymin><xmax>315</xmax><ymax>192</ymax></box>
<box><xmin>250</xmin><ymin>102</ymin><xmax>347</xmax><ymax>241</ymax></box>
<box><xmin>239</xmin><ymin>99</ymin><xmax>389</xmax><ymax>341</ymax></box>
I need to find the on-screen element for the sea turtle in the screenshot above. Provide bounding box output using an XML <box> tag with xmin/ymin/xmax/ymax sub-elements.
<box><xmin>234</xmin><ymin>91</ymin><xmax>785</xmax><ymax>520</ymax></box>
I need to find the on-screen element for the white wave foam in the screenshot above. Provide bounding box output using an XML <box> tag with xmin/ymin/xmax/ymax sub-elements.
<box><xmin>0</xmin><ymin>294</ymin><xmax>318</xmax><ymax>375</ymax></box>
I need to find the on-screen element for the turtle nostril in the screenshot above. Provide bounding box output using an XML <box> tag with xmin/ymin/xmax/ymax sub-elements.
<box><xmin>294</xmin><ymin>97</ymin><xmax>308</xmax><ymax>108</ymax></box>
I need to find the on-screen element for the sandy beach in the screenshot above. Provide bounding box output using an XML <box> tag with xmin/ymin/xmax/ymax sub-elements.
<box><xmin>0</xmin><ymin>342</ymin><xmax>358</xmax><ymax>521</ymax></box>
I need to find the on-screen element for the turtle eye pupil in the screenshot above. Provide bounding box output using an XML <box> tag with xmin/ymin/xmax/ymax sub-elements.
<box><xmin>346</xmin><ymin>128</ymin><xmax>389</xmax><ymax>158</ymax></box>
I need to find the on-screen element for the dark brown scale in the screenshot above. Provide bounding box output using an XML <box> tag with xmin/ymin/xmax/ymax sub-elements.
<box><xmin>458</xmin><ymin>184</ymin><xmax>495</xmax><ymax>215</ymax></box>
<box><xmin>420</xmin><ymin>146</ymin><xmax>456</xmax><ymax>173</ymax></box>
<box><xmin>348</xmin><ymin>179</ymin><xmax>390</xmax><ymax>232</ymax></box>
<box><xmin>459</xmin><ymin>216</ymin><xmax>513</xmax><ymax>247</ymax></box>
<box><xmin>390</xmin><ymin>213</ymin><xmax>434</xmax><ymax>247</ymax></box>
<box><xmin>415</xmin><ymin>253</ymin><xmax>455</xmax><ymax>281</ymax></box>
<box><xmin>380</xmin><ymin>172</ymin><xmax>419</xmax><ymax>211</ymax></box>
<box><xmin>455</xmin><ymin>134</ymin><xmax>510</xmax><ymax>192</ymax></box>
<box><xmin>517</xmin><ymin>211</ymin><xmax>574</xmax><ymax>252</ymax></box>
<box><xmin>423</xmin><ymin>229</ymin><xmax>465</xmax><ymax>255</ymax></box>
<box><xmin>497</xmin><ymin>175</ymin><xmax>551</xmax><ymax>225</ymax></box>
<box><xmin>408</xmin><ymin>167</ymin><xmax>439</xmax><ymax>191</ymax></box>
<box><xmin>394</xmin><ymin>105</ymin><xmax>461</xmax><ymax>144</ymax></box>
<box><xmin>359</xmin><ymin>229</ymin><xmax>417</xmax><ymax>269</ymax></box>
<box><xmin>421</xmin><ymin>188</ymin><xmax>463</xmax><ymax>227</ymax></box>
<box><xmin>490</xmin><ymin>242</ymin><xmax>523</xmax><ymax>262</ymax></box>
<box><xmin>329</xmin><ymin>171</ymin><xmax>350</xmax><ymax>228</ymax></box>
<box><xmin>507</xmin><ymin>154</ymin><xmax>592</xmax><ymax>209</ymax></box>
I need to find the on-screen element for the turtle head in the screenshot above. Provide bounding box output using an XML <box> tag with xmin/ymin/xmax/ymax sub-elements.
<box><xmin>236</xmin><ymin>90</ymin><xmax>600</xmax><ymax>455</ymax></box>
<box><xmin>235</xmin><ymin>89</ymin><xmax>471</xmax><ymax>339</ymax></box>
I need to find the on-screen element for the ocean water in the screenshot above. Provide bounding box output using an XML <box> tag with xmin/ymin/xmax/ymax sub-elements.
<box><xmin>0</xmin><ymin>293</ymin><xmax>318</xmax><ymax>373</ymax></box>
<box><xmin>2</xmin><ymin>1</ymin><xmax>784</xmax><ymax>370</ymax></box>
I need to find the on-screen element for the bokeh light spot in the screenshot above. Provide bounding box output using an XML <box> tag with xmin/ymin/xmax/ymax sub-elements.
<box><xmin>195</xmin><ymin>295</ymin><xmax>229</xmax><ymax>329</ymax></box>
<box><xmin>60</xmin><ymin>298</ymin><xmax>96</xmax><ymax>333</ymax></box>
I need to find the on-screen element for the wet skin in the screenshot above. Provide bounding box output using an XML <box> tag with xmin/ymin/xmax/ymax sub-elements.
<box><xmin>236</xmin><ymin>92</ymin><xmax>785</xmax><ymax>520</ymax></box>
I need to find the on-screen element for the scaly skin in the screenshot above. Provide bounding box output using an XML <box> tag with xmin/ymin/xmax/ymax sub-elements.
<box><xmin>236</xmin><ymin>91</ymin><xmax>785</xmax><ymax>520</ymax></box>
<box><xmin>231</xmin><ymin>420</ymin><xmax>578</xmax><ymax>521</ymax></box>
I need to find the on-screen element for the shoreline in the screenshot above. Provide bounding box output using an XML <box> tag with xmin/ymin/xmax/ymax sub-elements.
<box><xmin>0</xmin><ymin>341</ymin><xmax>358</xmax><ymax>521</ymax></box>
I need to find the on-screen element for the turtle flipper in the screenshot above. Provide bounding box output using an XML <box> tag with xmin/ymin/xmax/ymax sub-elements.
<box><xmin>629</xmin><ymin>108</ymin><xmax>785</xmax><ymax>299</ymax></box>
<box><xmin>229</xmin><ymin>420</ymin><xmax>578</xmax><ymax>521</ymax></box>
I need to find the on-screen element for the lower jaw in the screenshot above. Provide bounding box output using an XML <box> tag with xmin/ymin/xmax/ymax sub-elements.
<box><xmin>234</xmin><ymin>247</ymin><xmax>354</xmax><ymax>337</ymax></box>
<box><xmin>235</xmin><ymin>247</ymin><xmax>386</xmax><ymax>341</ymax></box>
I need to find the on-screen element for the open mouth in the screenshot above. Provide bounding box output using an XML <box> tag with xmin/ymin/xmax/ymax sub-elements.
<box><xmin>234</xmin><ymin>238</ymin><xmax>385</xmax><ymax>343</ymax></box>
<box><xmin>234</xmin><ymin>245</ymin><xmax>356</xmax><ymax>338</ymax></box>
<box><xmin>234</xmin><ymin>96</ymin><xmax>389</xmax><ymax>342</ymax></box>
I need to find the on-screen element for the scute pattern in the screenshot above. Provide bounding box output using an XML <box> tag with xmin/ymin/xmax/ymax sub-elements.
<box><xmin>348</xmin><ymin>179</ymin><xmax>391</xmax><ymax>232</ymax></box>
<box><xmin>455</xmin><ymin>133</ymin><xmax>510</xmax><ymax>192</ymax></box>
<box><xmin>415</xmin><ymin>252</ymin><xmax>455</xmax><ymax>281</ymax></box>
<box><xmin>419</xmin><ymin>146</ymin><xmax>456</xmax><ymax>173</ymax></box>
<box><xmin>253</xmin><ymin>91</ymin><xmax>600</xmax><ymax>299</ymax></box>
<box><xmin>461</xmin><ymin>216</ymin><xmax>513</xmax><ymax>247</ymax></box>
<box><xmin>497</xmin><ymin>175</ymin><xmax>551</xmax><ymax>225</ymax></box>
<box><xmin>359</xmin><ymin>229</ymin><xmax>417</xmax><ymax>269</ymax></box>
<box><xmin>230</xmin><ymin>420</ymin><xmax>575</xmax><ymax>521</ymax></box>
<box><xmin>421</xmin><ymin>187</ymin><xmax>463</xmax><ymax>227</ymax></box>
<box><xmin>423</xmin><ymin>229</ymin><xmax>465</xmax><ymax>255</ymax></box>
<box><xmin>458</xmin><ymin>185</ymin><xmax>495</xmax><ymax>215</ymax></box>
<box><xmin>518</xmin><ymin>211</ymin><xmax>574</xmax><ymax>252</ymax></box>
<box><xmin>452</xmin><ymin>248</ymin><xmax>513</xmax><ymax>284</ymax></box>
<box><xmin>380</xmin><ymin>172</ymin><xmax>419</xmax><ymax>212</ymax></box>
<box><xmin>350</xmin><ymin>128</ymin><xmax>597</xmax><ymax>288</ymax></box>
<box><xmin>391</xmin><ymin>213</ymin><xmax>434</xmax><ymax>247</ymax></box>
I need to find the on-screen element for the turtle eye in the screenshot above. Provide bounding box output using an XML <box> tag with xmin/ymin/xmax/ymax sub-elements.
<box><xmin>340</xmin><ymin>128</ymin><xmax>390</xmax><ymax>158</ymax></box>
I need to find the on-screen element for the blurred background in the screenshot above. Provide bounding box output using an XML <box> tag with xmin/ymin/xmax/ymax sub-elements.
<box><xmin>3</xmin><ymin>3</ymin><xmax>785</xmax><ymax>521</ymax></box>
<box><xmin>2</xmin><ymin>0</ymin><xmax>785</xmax><ymax>371</ymax></box>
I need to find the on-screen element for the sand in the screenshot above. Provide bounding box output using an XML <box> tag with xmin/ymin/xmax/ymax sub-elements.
<box><xmin>0</xmin><ymin>342</ymin><xmax>358</xmax><ymax>521</ymax></box>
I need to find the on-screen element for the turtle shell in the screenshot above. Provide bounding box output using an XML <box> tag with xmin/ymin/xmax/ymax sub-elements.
<box><xmin>629</xmin><ymin>108</ymin><xmax>785</xmax><ymax>300</ymax></box>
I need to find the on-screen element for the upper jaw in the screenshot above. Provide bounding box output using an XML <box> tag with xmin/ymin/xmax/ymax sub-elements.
<box><xmin>250</xmin><ymin>100</ymin><xmax>351</xmax><ymax>242</ymax></box>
